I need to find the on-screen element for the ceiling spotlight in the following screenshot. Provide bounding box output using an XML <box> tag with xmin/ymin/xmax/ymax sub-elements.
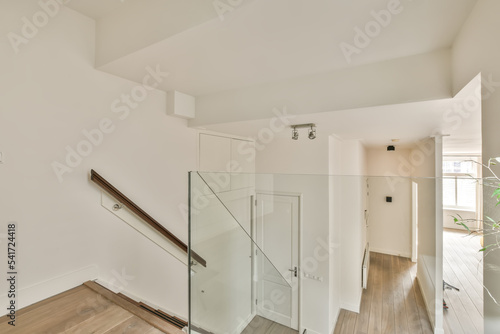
<box><xmin>387</xmin><ymin>145</ymin><xmax>395</xmax><ymax>151</ymax></box>
<box><xmin>308</xmin><ymin>126</ymin><xmax>316</xmax><ymax>140</ymax></box>
<box><xmin>290</xmin><ymin>123</ymin><xmax>316</xmax><ymax>140</ymax></box>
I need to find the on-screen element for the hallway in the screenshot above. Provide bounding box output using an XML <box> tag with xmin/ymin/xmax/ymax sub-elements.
<box><xmin>334</xmin><ymin>252</ymin><xmax>432</xmax><ymax>334</ymax></box>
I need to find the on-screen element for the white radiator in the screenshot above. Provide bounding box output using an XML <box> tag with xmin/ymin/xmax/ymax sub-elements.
<box><xmin>362</xmin><ymin>243</ymin><xmax>370</xmax><ymax>289</ymax></box>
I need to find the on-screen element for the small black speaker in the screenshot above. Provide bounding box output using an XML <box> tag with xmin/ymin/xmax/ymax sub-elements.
<box><xmin>387</xmin><ymin>145</ymin><xmax>395</xmax><ymax>151</ymax></box>
<box><xmin>386</xmin><ymin>196</ymin><xmax>392</xmax><ymax>203</ymax></box>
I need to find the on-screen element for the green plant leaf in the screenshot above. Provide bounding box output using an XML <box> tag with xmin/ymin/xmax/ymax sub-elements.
<box><xmin>456</xmin><ymin>222</ymin><xmax>471</xmax><ymax>232</ymax></box>
<box><xmin>486</xmin><ymin>216</ymin><xmax>496</xmax><ymax>223</ymax></box>
<box><xmin>479</xmin><ymin>244</ymin><xmax>495</xmax><ymax>252</ymax></box>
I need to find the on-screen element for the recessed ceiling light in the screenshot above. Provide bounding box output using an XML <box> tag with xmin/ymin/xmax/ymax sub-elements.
<box><xmin>391</xmin><ymin>139</ymin><xmax>400</xmax><ymax>142</ymax></box>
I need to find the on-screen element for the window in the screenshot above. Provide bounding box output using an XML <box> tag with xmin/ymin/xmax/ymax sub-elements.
<box><xmin>443</xmin><ymin>158</ymin><xmax>478</xmax><ymax>211</ymax></box>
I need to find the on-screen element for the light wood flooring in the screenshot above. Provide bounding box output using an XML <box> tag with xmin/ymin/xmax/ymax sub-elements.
<box><xmin>241</xmin><ymin>316</ymin><xmax>298</xmax><ymax>334</ymax></box>
<box><xmin>334</xmin><ymin>252</ymin><xmax>433</xmax><ymax>334</ymax></box>
<box><xmin>0</xmin><ymin>284</ymin><xmax>166</xmax><ymax>334</ymax></box>
<box><xmin>443</xmin><ymin>228</ymin><xmax>483</xmax><ymax>334</ymax></box>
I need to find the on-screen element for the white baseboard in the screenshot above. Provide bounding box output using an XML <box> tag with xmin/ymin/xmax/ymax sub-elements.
<box><xmin>0</xmin><ymin>265</ymin><xmax>99</xmax><ymax>316</ymax></box>
<box><xmin>340</xmin><ymin>302</ymin><xmax>360</xmax><ymax>313</ymax></box>
<box><xmin>415</xmin><ymin>273</ymin><xmax>436</xmax><ymax>332</ymax></box>
<box><xmin>339</xmin><ymin>288</ymin><xmax>363</xmax><ymax>313</ymax></box>
<box><xmin>340</xmin><ymin>291</ymin><xmax>361</xmax><ymax>314</ymax></box>
<box><xmin>234</xmin><ymin>312</ymin><xmax>255</xmax><ymax>334</ymax></box>
<box><xmin>370</xmin><ymin>247</ymin><xmax>411</xmax><ymax>259</ymax></box>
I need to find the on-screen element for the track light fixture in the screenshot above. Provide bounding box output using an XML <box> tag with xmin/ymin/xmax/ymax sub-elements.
<box><xmin>308</xmin><ymin>125</ymin><xmax>316</xmax><ymax>140</ymax></box>
<box><xmin>291</xmin><ymin>123</ymin><xmax>316</xmax><ymax>140</ymax></box>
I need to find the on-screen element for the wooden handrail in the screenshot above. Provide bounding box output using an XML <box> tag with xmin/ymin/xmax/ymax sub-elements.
<box><xmin>90</xmin><ymin>169</ymin><xmax>206</xmax><ymax>267</ymax></box>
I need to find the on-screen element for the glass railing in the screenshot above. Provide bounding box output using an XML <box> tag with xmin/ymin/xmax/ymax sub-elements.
<box><xmin>189</xmin><ymin>172</ymin><xmax>293</xmax><ymax>333</ymax></box>
<box><xmin>189</xmin><ymin>172</ymin><xmax>454</xmax><ymax>334</ymax></box>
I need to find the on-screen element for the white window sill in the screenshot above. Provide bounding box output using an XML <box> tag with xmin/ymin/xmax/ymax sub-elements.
<box><xmin>443</xmin><ymin>207</ymin><xmax>476</xmax><ymax>213</ymax></box>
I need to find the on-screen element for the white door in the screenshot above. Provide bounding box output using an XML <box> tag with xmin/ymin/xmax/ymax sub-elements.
<box><xmin>254</xmin><ymin>193</ymin><xmax>299</xmax><ymax>330</ymax></box>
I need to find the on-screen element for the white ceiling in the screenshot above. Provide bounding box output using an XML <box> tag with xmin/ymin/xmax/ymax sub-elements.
<box><xmin>200</xmin><ymin>97</ymin><xmax>481</xmax><ymax>154</ymax></box>
<box><xmin>65</xmin><ymin>0</ymin><xmax>481</xmax><ymax>153</ymax></box>
<box><xmin>96</xmin><ymin>0</ymin><xmax>477</xmax><ymax>96</ymax></box>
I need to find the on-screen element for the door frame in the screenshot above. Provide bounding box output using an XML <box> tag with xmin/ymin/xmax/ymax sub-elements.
<box><xmin>412</xmin><ymin>181</ymin><xmax>418</xmax><ymax>263</ymax></box>
<box><xmin>252</xmin><ymin>191</ymin><xmax>302</xmax><ymax>331</ymax></box>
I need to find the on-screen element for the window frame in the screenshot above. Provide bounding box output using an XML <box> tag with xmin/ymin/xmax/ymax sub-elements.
<box><xmin>443</xmin><ymin>157</ymin><xmax>479</xmax><ymax>212</ymax></box>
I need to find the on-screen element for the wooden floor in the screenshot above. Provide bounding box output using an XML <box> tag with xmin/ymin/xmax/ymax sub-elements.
<box><xmin>334</xmin><ymin>252</ymin><xmax>432</xmax><ymax>334</ymax></box>
<box><xmin>0</xmin><ymin>284</ymin><xmax>165</xmax><ymax>334</ymax></box>
<box><xmin>443</xmin><ymin>229</ymin><xmax>483</xmax><ymax>334</ymax></box>
<box><xmin>241</xmin><ymin>316</ymin><xmax>298</xmax><ymax>334</ymax></box>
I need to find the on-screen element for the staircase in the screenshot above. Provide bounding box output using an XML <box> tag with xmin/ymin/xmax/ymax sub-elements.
<box><xmin>0</xmin><ymin>281</ymin><xmax>186</xmax><ymax>334</ymax></box>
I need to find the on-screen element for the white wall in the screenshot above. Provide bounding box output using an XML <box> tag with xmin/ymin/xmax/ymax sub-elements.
<box><xmin>367</xmin><ymin>148</ymin><xmax>412</xmax><ymax>177</ymax></box>
<box><xmin>452</xmin><ymin>3</ymin><xmax>500</xmax><ymax>329</ymax></box>
<box><xmin>256</xmin><ymin>136</ymin><xmax>330</xmax><ymax>175</ymax></box>
<box><xmin>328</xmin><ymin>137</ymin><xmax>342</xmax><ymax>332</ymax></box>
<box><xmin>0</xmin><ymin>2</ymin><xmax>195</xmax><ymax>318</ymax></box>
<box><xmin>367</xmin><ymin>149</ymin><xmax>412</xmax><ymax>258</ymax></box>
<box><xmin>411</xmin><ymin>138</ymin><xmax>443</xmax><ymax>332</ymax></box>
<box><xmin>329</xmin><ymin>138</ymin><xmax>367</xmax><ymax>315</ymax></box>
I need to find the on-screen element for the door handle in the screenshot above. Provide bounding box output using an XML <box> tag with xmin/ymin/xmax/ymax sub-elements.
<box><xmin>288</xmin><ymin>266</ymin><xmax>298</xmax><ymax>277</ymax></box>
